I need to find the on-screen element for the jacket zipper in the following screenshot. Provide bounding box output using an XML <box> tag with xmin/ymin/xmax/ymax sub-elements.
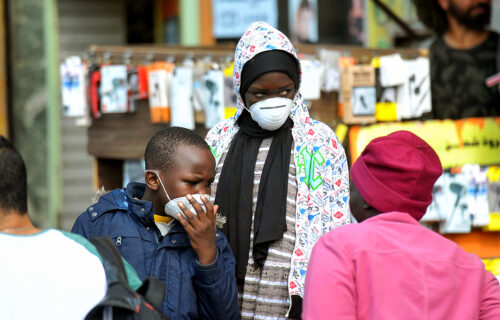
<box><xmin>116</xmin><ymin>236</ymin><xmax>122</xmax><ymax>246</ymax></box>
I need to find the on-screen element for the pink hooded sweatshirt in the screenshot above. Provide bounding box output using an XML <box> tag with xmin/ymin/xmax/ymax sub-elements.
<box><xmin>303</xmin><ymin>212</ymin><xmax>500</xmax><ymax>319</ymax></box>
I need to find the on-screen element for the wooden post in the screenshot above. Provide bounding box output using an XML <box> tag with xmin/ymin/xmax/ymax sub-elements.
<box><xmin>200</xmin><ymin>0</ymin><xmax>215</xmax><ymax>45</ymax></box>
<box><xmin>0</xmin><ymin>0</ymin><xmax>8</xmax><ymax>137</ymax></box>
<box><xmin>44</xmin><ymin>0</ymin><xmax>61</xmax><ymax>228</ymax></box>
<box><xmin>180</xmin><ymin>0</ymin><xmax>200</xmax><ymax>45</ymax></box>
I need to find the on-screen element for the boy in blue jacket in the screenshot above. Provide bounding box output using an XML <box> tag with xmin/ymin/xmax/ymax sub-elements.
<box><xmin>72</xmin><ymin>127</ymin><xmax>239</xmax><ymax>319</ymax></box>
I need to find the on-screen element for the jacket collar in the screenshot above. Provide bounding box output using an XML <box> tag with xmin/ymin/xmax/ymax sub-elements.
<box><xmin>125</xmin><ymin>183</ymin><xmax>189</xmax><ymax>235</ymax></box>
<box><xmin>124</xmin><ymin>182</ymin><xmax>155</xmax><ymax>225</ymax></box>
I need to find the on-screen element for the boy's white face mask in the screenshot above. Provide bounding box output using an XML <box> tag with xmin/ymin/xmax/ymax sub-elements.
<box><xmin>247</xmin><ymin>97</ymin><xmax>293</xmax><ymax>131</ymax></box>
<box><xmin>149</xmin><ymin>170</ymin><xmax>211</xmax><ymax>220</ymax></box>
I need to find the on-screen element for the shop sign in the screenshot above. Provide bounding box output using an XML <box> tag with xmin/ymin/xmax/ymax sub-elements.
<box><xmin>349</xmin><ymin>117</ymin><xmax>500</xmax><ymax>169</ymax></box>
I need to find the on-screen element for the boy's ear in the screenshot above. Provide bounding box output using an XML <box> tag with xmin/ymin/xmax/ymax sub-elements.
<box><xmin>145</xmin><ymin>170</ymin><xmax>160</xmax><ymax>191</ymax></box>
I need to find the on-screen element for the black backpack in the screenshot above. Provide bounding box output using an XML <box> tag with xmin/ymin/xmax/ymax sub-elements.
<box><xmin>85</xmin><ymin>237</ymin><xmax>169</xmax><ymax>320</ymax></box>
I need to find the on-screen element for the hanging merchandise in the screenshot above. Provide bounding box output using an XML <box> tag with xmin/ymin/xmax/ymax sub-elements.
<box><xmin>318</xmin><ymin>49</ymin><xmax>341</xmax><ymax>92</ymax></box>
<box><xmin>341</xmin><ymin>64</ymin><xmax>376</xmax><ymax>124</ymax></box>
<box><xmin>127</xmin><ymin>67</ymin><xmax>139</xmax><ymax>113</ymax></box>
<box><xmin>89</xmin><ymin>66</ymin><xmax>101</xmax><ymax>119</ymax></box>
<box><xmin>299</xmin><ymin>58</ymin><xmax>323</xmax><ymax>100</ymax></box>
<box><xmin>378</xmin><ymin>54</ymin><xmax>431</xmax><ymax>120</ymax></box>
<box><xmin>421</xmin><ymin>174</ymin><xmax>448</xmax><ymax>223</ymax></box>
<box><xmin>170</xmin><ymin>66</ymin><xmax>195</xmax><ymax>129</ymax></box>
<box><xmin>439</xmin><ymin>171</ymin><xmax>472</xmax><ymax>234</ymax></box>
<box><xmin>462</xmin><ymin>164</ymin><xmax>490</xmax><ymax>227</ymax></box>
<box><xmin>148</xmin><ymin>62</ymin><xmax>175</xmax><ymax>123</ymax></box>
<box><xmin>484</xmin><ymin>166</ymin><xmax>500</xmax><ymax>231</ymax></box>
<box><xmin>399</xmin><ymin>57</ymin><xmax>431</xmax><ymax>119</ymax></box>
<box><xmin>191</xmin><ymin>60</ymin><xmax>207</xmax><ymax>114</ymax></box>
<box><xmin>60</xmin><ymin>56</ymin><xmax>87</xmax><ymax>117</ymax></box>
<box><xmin>201</xmin><ymin>70</ymin><xmax>225</xmax><ymax>129</ymax></box>
<box><xmin>137</xmin><ymin>66</ymin><xmax>149</xmax><ymax>99</ymax></box>
<box><xmin>223</xmin><ymin>61</ymin><xmax>237</xmax><ymax>118</ymax></box>
<box><xmin>100</xmin><ymin>65</ymin><xmax>129</xmax><ymax>113</ymax></box>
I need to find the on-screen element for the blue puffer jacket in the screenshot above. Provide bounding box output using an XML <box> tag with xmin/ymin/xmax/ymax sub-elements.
<box><xmin>72</xmin><ymin>182</ymin><xmax>239</xmax><ymax>320</ymax></box>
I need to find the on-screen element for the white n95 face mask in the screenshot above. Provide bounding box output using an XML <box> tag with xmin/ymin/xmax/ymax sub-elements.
<box><xmin>164</xmin><ymin>194</ymin><xmax>212</xmax><ymax>220</ymax></box>
<box><xmin>248</xmin><ymin>97</ymin><xmax>293</xmax><ymax>131</ymax></box>
<box><xmin>149</xmin><ymin>170</ymin><xmax>212</xmax><ymax>220</ymax></box>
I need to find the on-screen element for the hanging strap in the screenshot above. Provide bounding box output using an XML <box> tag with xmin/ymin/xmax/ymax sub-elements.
<box><xmin>90</xmin><ymin>236</ymin><xmax>129</xmax><ymax>286</ymax></box>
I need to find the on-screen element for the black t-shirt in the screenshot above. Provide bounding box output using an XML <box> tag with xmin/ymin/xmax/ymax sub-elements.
<box><xmin>430</xmin><ymin>31</ymin><xmax>500</xmax><ymax>119</ymax></box>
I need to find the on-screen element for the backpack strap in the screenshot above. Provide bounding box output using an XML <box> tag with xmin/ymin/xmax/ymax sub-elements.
<box><xmin>136</xmin><ymin>277</ymin><xmax>166</xmax><ymax>311</ymax></box>
<box><xmin>90</xmin><ymin>236</ymin><xmax>129</xmax><ymax>286</ymax></box>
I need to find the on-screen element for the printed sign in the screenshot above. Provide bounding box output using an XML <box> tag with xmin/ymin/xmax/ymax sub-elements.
<box><xmin>212</xmin><ymin>0</ymin><xmax>278</xmax><ymax>38</ymax></box>
<box><xmin>350</xmin><ymin>117</ymin><xmax>500</xmax><ymax>169</ymax></box>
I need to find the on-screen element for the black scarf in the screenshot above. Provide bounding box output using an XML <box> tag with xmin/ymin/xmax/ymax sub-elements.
<box><xmin>215</xmin><ymin>111</ymin><xmax>293</xmax><ymax>280</ymax></box>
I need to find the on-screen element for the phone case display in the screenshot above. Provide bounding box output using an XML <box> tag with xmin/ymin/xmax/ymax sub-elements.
<box><xmin>148</xmin><ymin>62</ymin><xmax>174</xmax><ymax>123</ymax></box>
<box><xmin>63</xmin><ymin>46</ymin><xmax>433</xmax><ymax>129</ymax></box>
<box><xmin>201</xmin><ymin>70</ymin><xmax>225</xmax><ymax>129</ymax></box>
<box><xmin>377</xmin><ymin>54</ymin><xmax>431</xmax><ymax>121</ymax></box>
<box><xmin>484</xmin><ymin>166</ymin><xmax>500</xmax><ymax>231</ymax></box>
<box><xmin>100</xmin><ymin>65</ymin><xmax>129</xmax><ymax>113</ymax></box>
<box><xmin>463</xmin><ymin>164</ymin><xmax>490</xmax><ymax>227</ymax></box>
<box><xmin>171</xmin><ymin>66</ymin><xmax>195</xmax><ymax>129</ymax></box>
<box><xmin>341</xmin><ymin>64</ymin><xmax>376</xmax><ymax>124</ymax></box>
<box><xmin>422</xmin><ymin>166</ymin><xmax>493</xmax><ymax>233</ymax></box>
<box><xmin>300</xmin><ymin>58</ymin><xmax>323</xmax><ymax>100</ymax></box>
<box><xmin>60</xmin><ymin>56</ymin><xmax>87</xmax><ymax>118</ymax></box>
<box><xmin>318</xmin><ymin>49</ymin><xmax>341</xmax><ymax>92</ymax></box>
<box><xmin>438</xmin><ymin>171</ymin><xmax>471</xmax><ymax>234</ymax></box>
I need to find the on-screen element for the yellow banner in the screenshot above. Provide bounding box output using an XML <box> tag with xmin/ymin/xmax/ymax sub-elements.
<box><xmin>349</xmin><ymin>117</ymin><xmax>500</xmax><ymax>169</ymax></box>
<box><xmin>483</xmin><ymin>258</ymin><xmax>500</xmax><ymax>276</ymax></box>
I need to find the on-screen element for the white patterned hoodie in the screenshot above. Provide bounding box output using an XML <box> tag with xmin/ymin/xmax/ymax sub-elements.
<box><xmin>205</xmin><ymin>21</ymin><xmax>351</xmax><ymax>306</ymax></box>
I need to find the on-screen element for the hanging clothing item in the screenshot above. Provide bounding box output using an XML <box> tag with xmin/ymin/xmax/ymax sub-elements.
<box><xmin>206</xmin><ymin>21</ymin><xmax>351</xmax><ymax>317</ymax></box>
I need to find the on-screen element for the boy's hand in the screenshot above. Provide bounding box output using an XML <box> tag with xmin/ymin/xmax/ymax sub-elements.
<box><xmin>177</xmin><ymin>194</ymin><xmax>217</xmax><ymax>265</ymax></box>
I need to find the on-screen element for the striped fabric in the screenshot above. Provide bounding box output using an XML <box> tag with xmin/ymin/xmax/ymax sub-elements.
<box><xmin>213</xmin><ymin>138</ymin><xmax>296</xmax><ymax>319</ymax></box>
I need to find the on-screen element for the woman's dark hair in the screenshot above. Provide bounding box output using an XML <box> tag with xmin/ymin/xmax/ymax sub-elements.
<box><xmin>0</xmin><ymin>136</ymin><xmax>28</xmax><ymax>213</ymax></box>
<box><xmin>413</xmin><ymin>0</ymin><xmax>449</xmax><ymax>35</ymax></box>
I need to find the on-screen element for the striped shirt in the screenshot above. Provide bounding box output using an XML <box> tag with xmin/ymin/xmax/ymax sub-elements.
<box><xmin>214</xmin><ymin>137</ymin><xmax>296</xmax><ymax>319</ymax></box>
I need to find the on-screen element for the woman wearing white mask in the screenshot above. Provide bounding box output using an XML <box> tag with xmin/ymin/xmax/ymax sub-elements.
<box><xmin>206</xmin><ymin>22</ymin><xmax>351</xmax><ymax>319</ymax></box>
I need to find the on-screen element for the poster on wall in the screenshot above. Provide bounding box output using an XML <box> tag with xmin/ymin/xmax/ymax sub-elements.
<box><xmin>365</xmin><ymin>0</ymin><xmax>418</xmax><ymax>48</ymax></box>
<box><xmin>212</xmin><ymin>0</ymin><xmax>278</xmax><ymax>38</ymax></box>
<box><xmin>288</xmin><ymin>0</ymin><xmax>318</xmax><ymax>42</ymax></box>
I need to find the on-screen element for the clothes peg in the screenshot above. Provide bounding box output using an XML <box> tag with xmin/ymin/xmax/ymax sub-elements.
<box><xmin>166</xmin><ymin>55</ymin><xmax>175</xmax><ymax>63</ymax></box>
<box><xmin>102</xmin><ymin>51</ymin><xmax>112</xmax><ymax>65</ymax></box>
<box><xmin>144</xmin><ymin>52</ymin><xmax>155</xmax><ymax>65</ymax></box>
<box><xmin>123</xmin><ymin>51</ymin><xmax>133</xmax><ymax>65</ymax></box>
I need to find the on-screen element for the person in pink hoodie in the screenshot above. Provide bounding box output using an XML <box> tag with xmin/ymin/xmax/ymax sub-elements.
<box><xmin>303</xmin><ymin>130</ymin><xmax>500</xmax><ymax>320</ymax></box>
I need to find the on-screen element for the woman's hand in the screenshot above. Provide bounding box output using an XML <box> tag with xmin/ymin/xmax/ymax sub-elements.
<box><xmin>177</xmin><ymin>194</ymin><xmax>218</xmax><ymax>265</ymax></box>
